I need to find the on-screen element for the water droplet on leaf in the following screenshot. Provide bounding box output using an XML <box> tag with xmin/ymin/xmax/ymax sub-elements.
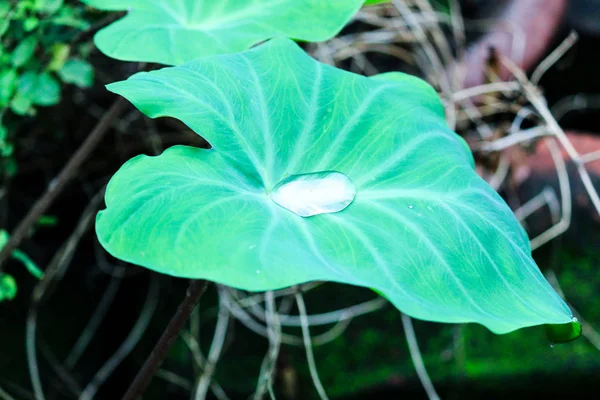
<box><xmin>271</xmin><ymin>171</ymin><xmax>356</xmax><ymax>217</ymax></box>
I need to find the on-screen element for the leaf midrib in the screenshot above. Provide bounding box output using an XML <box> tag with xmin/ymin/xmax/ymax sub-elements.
<box><xmin>161</xmin><ymin>0</ymin><xmax>289</xmax><ymax>30</ymax></box>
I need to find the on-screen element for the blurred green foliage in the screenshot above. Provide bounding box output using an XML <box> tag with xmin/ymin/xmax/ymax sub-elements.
<box><xmin>0</xmin><ymin>272</ymin><xmax>17</xmax><ymax>301</ymax></box>
<box><xmin>0</xmin><ymin>0</ymin><xmax>97</xmax><ymax>169</ymax></box>
<box><xmin>0</xmin><ymin>229</ymin><xmax>43</xmax><ymax>303</ymax></box>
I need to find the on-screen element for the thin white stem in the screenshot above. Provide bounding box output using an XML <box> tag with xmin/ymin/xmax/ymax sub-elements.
<box><xmin>551</xmin><ymin>94</ymin><xmax>600</xmax><ymax>121</ymax></box>
<box><xmin>514</xmin><ymin>187</ymin><xmax>560</xmax><ymax>222</ymax></box>
<box><xmin>529</xmin><ymin>139</ymin><xmax>571</xmax><ymax>250</ymax></box>
<box><xmin>510</xmin><ymin>107</ymin><xmax>537</xmax><ymax>134</ymax></box>
<box><xmin>227</xmin><ymin>291</ymin><xmax>368</xmax><ymax>346</ymax></box>
<box><xmin>401</xmin><ymin>314</ymin><xmax>440</xmax><ymax>400</ymax></box>
<box><xmin>452</xmin><ymin>81</ymin><xmax>521</xmax><ymax>102</ymax></box>
<box><xmin>391</xmin><ymin>0</ymin><xmax>453</xmax><ymax>97</ymax></box>
<box><xmin>181</xmin><ymin>332</ymin><xmax>229</xmax><ymax>400</ymax></box>
<box><xmin>194</xmin><ymin>285</ymin><xmax>230</xmax><ymax>400</ymax></box>
<box><xmin>155</xmin><ymin>369</ymin><xmax>193</xmax><ymax>391</ymax></box>
<box><xmin>249</xmin><ymin>296</ymin><xmax>387</xmax><ymax>327</ymax></box>
<box><xmin>448</xmin><ymin>0</ymin><xmax>466</xmax><ymax>90</ymax></box>
<box><xmin>488</xmin><ymin>154</ymin><xmax>510</xmax><ymax>190</ymax></box>
<box><xmin>64</xmin><ymin>273</ymin><xmax>123</xmax><ymax>369</ymax></box>
<box><xmin>579</xmin><ymin>150</ymin><xmax>600</xmax><ymax>165</ymax></box>
<box><xmin>254</xmin><ymin>291</ymin><xmax>281</xmax><ymax>400</ymax></box>
<box><xmin>294</xmin><ymin>290</ymin><xmax>329</xmax><ymax>400</ymax></box>
<box><xmin>26</xmin><ymin>191</ymin><xmax>104</xmax><ymax>400</ymax></box>
<box><xmin>26</xmin><ymin>311</ymin><xmax>44</xmax><ymax>400</ymax></box>
<box><xmin>475</xmin><ymin>126</ymin><xmax>549</xmax><ymax>153</ymax></box>
<box><xmin>268</xmin><ymin>385</ymin><xmax>276</xmax><ymax>400</ymax></box>
<box><xmin>458</xmin><ymin>99</ymin><xmax>494</xmax><ymax>139</ymax></box>
<box><xmin>502</xmin><ymin>56</ymin><xmax>600</xmax><ymax>217</ymax></box>
<box><xmin>79</xmin><ymin>276</ymin><xmax>159</xmax><ymax>400</ymax></box>
<box><xmin>234</xmin><ymin>282</ymin><xmax>323</xmax><ymax>309</ymax></box>
<box><xmin>0</xmin><ymin>385</ymin><xmax>17</xmax><ymax>400</ymax></box>
<box><xmin>531</xmin><ymin>31</ymin><xmax>579</xmax><ymax>85</ymax></box>
<box><xmin>414</xmin><ymin>0</ymin><xmax>455</xmax><ymax>75</ymax></box>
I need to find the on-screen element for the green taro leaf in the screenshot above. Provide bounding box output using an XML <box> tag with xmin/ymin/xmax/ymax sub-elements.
<box><xmin>97</xmin><ymin>38</ymin><xmax>577</xmax><ymax>336</ymax></box>
<box><xmin>83</xmin><ymin>0</ymin><xmax>365</xmax><ymax>65</ymax></box>
<box><xmin>364</xmin><ymin>0</ymin><xmax>390</xmax><ymax>5</ymax></box>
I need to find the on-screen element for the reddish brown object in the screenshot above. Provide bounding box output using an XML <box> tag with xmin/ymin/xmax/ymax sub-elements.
<box><xmin>463</xmin><ymin>0</ymin><xmax>568</xmax><ymax>88</ymax></box>
<box><xmin>509</xmin><ymin>131</ymin><xmax>600</xmax><ymax>243</ymax></box>
<box><xmin>512</xmin><ymin>131</ymin><xmax>600</xmax><ymax>181</ymax></box>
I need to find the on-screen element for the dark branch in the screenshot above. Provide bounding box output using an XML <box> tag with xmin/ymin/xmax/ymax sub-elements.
<box><xmin>122</xmin><ymin>279</ymin><xmax>209</xmax><ymax>400</ymax></box>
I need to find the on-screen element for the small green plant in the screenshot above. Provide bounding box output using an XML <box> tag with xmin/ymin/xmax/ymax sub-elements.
<box><xmin>0</xmin><ymin>229</ymin><xmax>43</xmax><ymax>302</ymax></box>
<box><xmin>0</xmin><ymin>0</ymin><xmax>95</xmax><ymax>162</ymax></box>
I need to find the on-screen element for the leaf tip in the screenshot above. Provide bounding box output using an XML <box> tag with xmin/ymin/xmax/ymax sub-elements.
<box><xmin>545</xmin><ymin>317</ymin><xmax>582</xmax><ymax>344</ymax></box>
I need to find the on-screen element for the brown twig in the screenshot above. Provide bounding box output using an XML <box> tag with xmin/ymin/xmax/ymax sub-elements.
<box><xmin>122</xmin><ymin>279</ymin><xmax>209</xmax><ymax>400</ymax></box>
<box><xmin>0</xmin><ymin>97</ymin><xmax>127</xmax><ymax>271</ymax></box>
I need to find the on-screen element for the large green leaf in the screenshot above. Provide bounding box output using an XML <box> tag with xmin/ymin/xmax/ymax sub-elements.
<box><xmin>97</xmin><ymin>38</ymin><xmax>577</xmax><ymax>336</ymax></box>
<box><xmin>83</xmin><ymin>0</ymin><xmax>364</xmax><ymax>65</ymax></box>
<box><xmin>364</xmin><ymin>0</ymin><xmax>389</xmax><ymax>4</ymax></box>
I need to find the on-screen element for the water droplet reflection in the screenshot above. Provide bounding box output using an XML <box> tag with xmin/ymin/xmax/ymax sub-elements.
<box><xmin>271</xmin><ymin>171</ymin><xmax>356</xmax><ymax>217</ymax></box>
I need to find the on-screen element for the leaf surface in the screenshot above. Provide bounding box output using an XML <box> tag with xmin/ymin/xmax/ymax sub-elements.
<box><xmin>364</xmin><ymin>0</ymin><xmax>389</xmax><ymax>4</ymax></box>
<box><xmin>83</xmin><ymin>0</ymin><xmax>365</xmax><ymax>64</ymax></box>
<box><xmin>97</xmin><ymin>38</ymin><xmax>576</xmax><ymax>336</ymax></box>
